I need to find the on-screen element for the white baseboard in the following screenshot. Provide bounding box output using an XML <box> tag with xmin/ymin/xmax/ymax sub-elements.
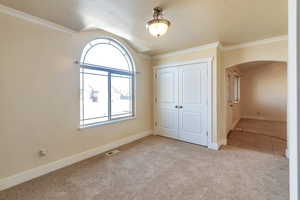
<box><xmin>208</xmin><ymin>143</ymin><xmax>221</xmax><ymax>150</ymax></box>
<box><xmin>241</xmin><ymin>116</ymin><xmax>286</xmax><ymax>122</ymax></box>
<box><xmin>0</xmin><ymin>130</ymin><xmax>153</xmax><ymax>191</ymax></box>
<box><xmin>208</xmin><ymin>138</ymin><xmax>228</xmax><ymax>150</ymax></box>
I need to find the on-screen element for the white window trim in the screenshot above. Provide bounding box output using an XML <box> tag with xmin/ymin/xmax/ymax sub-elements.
<box><xmin>79</xmin><ymin>37</ymin><xmax>136</xmax><ymax>129</ymax></box>
<box><xmin>78</xmin><ymin>116</ymin><xmax>136</xmax><ymax>131</ymax></box>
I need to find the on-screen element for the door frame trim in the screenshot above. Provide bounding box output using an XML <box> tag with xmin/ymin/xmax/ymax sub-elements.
<box><xmin>153</xmin><ymin>57</ymin><xmax>214</xmax><ymax>69</ymax></box>
<box><xmin>153</xmin><ymin>57</ymin><xmax>214</xmax><ymax>149</ymax></box>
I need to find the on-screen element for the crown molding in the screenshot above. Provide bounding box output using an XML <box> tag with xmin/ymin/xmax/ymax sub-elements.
<box><xmin>138</xmin><ymin>53</ymin><xmax>152</xmax><ymax>60</ymax></box>
<box><xmin>153</xmin><ymin>42</ymin><xmax>221</xmax><ymax>59</ymax></box>
<box><xmin>153</xmin><ymin>35</ymin><xmax>287</xmax><ymax>59</ymax></box>
<box><xmin>153</xmin><ymin>57</ymin><xmax>214</xmax><ymax>68</ymax></box>
<box><xmin>0</xmin><ymin>4</ymin><xmax>287</xmax><ymax>57</ymax></box>
<box><xmin>221</xmin><ymin>35</ymin><xmax>288</xmax><ymax>51</ymax></box>
<box><xmin>0</xmin><ymin>4</ymin><xmax>76</xmax><ymax>34</ymax></box>
<box><xmin>0</xmin><ymin>4</ymin><xmax>152</xmax><ymax>59</ymax></box>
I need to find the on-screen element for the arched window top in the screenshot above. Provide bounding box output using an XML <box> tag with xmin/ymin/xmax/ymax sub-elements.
<box><xmin>80</xmin><ymin>38</ymin><xmax>133</xmax><ymax>72</ymax></box>
<box><xmin>80</xmin><ymin>38</ymin><xmax>135</xmax><ymax>128</ymax></box>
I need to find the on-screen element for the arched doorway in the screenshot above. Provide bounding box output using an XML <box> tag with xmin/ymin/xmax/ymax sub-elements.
<box><xmin>225</xmin><ymin>61</ymin><xmax>287</xmax><ymax>156</ymax></box>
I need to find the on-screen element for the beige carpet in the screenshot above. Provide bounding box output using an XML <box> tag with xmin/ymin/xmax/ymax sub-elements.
<box><xmin>0</xmin><ymin>136</ymin><xmax>289</xmax><ymax>200</ymax></box>
<box><xmin>229</xmin><ymin>119</ymin><xmax>287</xmax><ymax>156</ymax></box>
<box><xmin>235</xmin><ymin>119</ymin><xmax>287</xmax><ymax>140</ymax></box>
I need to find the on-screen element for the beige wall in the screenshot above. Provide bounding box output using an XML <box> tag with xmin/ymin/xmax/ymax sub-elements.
<box><xmin>240</xmin><ymin>62</ymin><xmax>287</xmax><ymax>121</ymax></box>
<box><xmin>152</xmin><ymin>48</ymin><xmax>217</xmax><ymax>66</ymax></box>
<box><xmin>222</xmin><ymin>40</ymin><xmax>288</xmax><ymax>69</ymax></box>
<box><xmin>0</xmin><ymin>9</ymin><xmax>288</xmax><ymax>180</ymax></box>
<box><xmin>0</xmin><ymin>13</ymin><xmax>153</xmax><ymax>179</ymax></box>
<box><xmin>232</xmin><ymin>103</ymin><xmax>241</xmax><ymax>126</ymax></box>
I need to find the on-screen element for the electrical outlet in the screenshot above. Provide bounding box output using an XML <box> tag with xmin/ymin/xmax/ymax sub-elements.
<box><xmin>38</xmin><ymin>149</ymin><xmax>47</xmax><ymax>157</ymax></box>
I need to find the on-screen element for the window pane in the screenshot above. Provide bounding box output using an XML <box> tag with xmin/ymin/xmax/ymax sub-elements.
<box><xmin>80</xmin><ymin>71</ymin><xmax>84</xmax><ymax>123</ymax></box>
<box><xmin>111</xmin><ymin>74</ymin><xmax>133</xmax><ymax>119</ymax></box>
<box><xmin>234</xmin><ymin>76</ymin><xmax>240</xmax><ymax>103</ymax></box>
<box><xmin>83</xmin><ymin>44</ymin><xmax>129</xmax><ymax>71</ymax></box>
<box><xmin>81</xmin><ymin>70</ymin><xmax>109</xmax><ymax>126</ymax></box>
<box><xmin>80</xmin><ymin>38</ymin><xmax>135</xmax><ymax>128</ymax></box>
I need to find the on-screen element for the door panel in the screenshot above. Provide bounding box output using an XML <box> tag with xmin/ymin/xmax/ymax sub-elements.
<box><xmin>182</xmin><ymin>71</ymin><xmax>201</xmax><ymax>104</ymax></box>
<box><xmin>156</xmin><ymin>67</ymin><xmax>179</xmax><ymax>139</ymax></box>
<box><xmin>159</xmin><ymin>72</ymin><xmax>175</xmax><ymax>103</ymax></box>
<box><xmin>155</xmin><ymin>63</ymin><xmax>209</xmax><ymax>146</ymax></box>
<box><xmin>182</xmin><ymin>112</ymin><xmax>201</xmax><ymax>132</ymax></box>
<box><xmin>178</xmin><ymin>63</ymin><xmax>208</xmax><ymax>146</ymax></box>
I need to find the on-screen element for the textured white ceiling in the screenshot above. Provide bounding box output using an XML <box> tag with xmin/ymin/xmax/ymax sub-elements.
<box><xmin>0</xmin><ymin>0</ymin><xmax>288</xmax><ymax>55</ymax></box>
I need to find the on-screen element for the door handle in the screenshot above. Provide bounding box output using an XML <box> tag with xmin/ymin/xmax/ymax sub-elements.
<box><xmin>175</xmin><ymin>105</ymin><xmax>183</xmax><ymax>109</ymax></box>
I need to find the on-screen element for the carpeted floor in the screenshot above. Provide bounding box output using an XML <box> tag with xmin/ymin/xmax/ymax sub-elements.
<box><xmin>0</xmin><ymin>136</ymin><xmax>289</xmax><ymax>200</ymax></box>
<box><xmin>228</xmin><ymin>119</ymin><xmax>287</xmax><ymax>156</ymax></box>
<box><xmin>235</xmin><ymin>118</ymin><xmax>287</xmax><ymax>140</ymax></box>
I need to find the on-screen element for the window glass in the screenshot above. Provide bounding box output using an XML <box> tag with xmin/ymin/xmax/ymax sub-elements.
<box><xmin>111</xmin><ymin>74</ymin><xmax>132</xmax><ymax>119</ymax></box>
<box><xmin>233</xmin><ymin>76</ymin><xmax>240</xmax><ymax>103</ymax></box>
<box><xmin>80</xmin><ymin>38</ymin><xmax>134</xmax><ymax>128</ymax></box>
<box><xmin>81</xmin><ymin>39</ymin><xmax>131</xmax><ymax>71</ymax></box>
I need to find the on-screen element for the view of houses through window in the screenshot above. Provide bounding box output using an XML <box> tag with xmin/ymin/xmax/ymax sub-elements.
<box><xmin>80</xmin><ymin>38</ymin><xmax>134</xmax><ymax>128</ymax></box>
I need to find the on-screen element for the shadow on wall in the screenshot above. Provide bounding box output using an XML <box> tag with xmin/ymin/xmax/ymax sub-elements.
<box><xmin>229</xmin><ymin>61</ymin><xmax>287</xmax><ymax>123</ymax></box>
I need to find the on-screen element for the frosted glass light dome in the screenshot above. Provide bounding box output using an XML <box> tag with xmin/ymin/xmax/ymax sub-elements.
<box><xmin>147</xmin><ymin>19</ymin><xmax>170</xmax><ymax>37</ymax></box>
<box><xmin>146</xmin><ymin>7</ymin><xmax>171</xmax><ymax>38</ymax></box>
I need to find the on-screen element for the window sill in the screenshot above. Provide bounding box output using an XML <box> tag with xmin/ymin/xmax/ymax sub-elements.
<box><xmin>78</xmin><ymin>116</ymin><xmax>136</xmax><ymax>131</ymax></box>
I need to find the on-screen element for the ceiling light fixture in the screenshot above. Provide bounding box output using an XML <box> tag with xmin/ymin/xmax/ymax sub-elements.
<box><xmin>146</xmin><ymin>7</ymin><xmax>171</xmax><ymax>38</ymax></box>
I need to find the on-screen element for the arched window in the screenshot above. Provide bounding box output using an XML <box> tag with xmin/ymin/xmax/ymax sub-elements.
<box><xmin>80</xmin><ymin>38</ymin><xmax>135</xmax><ymax>128</ymax></box>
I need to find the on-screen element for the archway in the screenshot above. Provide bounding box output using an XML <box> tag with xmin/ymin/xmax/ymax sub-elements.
<box><xmin>224</xmin><ymin>60</ymin><xmax>287</xmax><ymax>155</ymax></box>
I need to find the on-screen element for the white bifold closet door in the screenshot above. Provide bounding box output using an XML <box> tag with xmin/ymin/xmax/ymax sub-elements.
<box><xmin>156</xmin><ymin>67</ymin><xmax>179</xmax><ymax>139</ymax></box>
<box><xmin>156</xmin><ymin>63</ymin><xmax>208</xmax><ymax>146</ymax></box>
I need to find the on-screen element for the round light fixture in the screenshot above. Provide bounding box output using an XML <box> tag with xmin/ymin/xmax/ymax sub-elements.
<box><xmin>146</xmin><ymin>7</ymin><xmax>171</xmax><ymax>38</ymax></box>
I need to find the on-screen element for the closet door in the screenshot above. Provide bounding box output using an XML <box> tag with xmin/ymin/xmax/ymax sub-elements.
<box><xmin>156</xmin><ymin>67</ymin><xmax>179</xmax><ymax>139</ymax></box>
<box><xmin>178</xmin><ymin>63</ymin><xmax>208</xmax><ymax>146</ymax></box>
